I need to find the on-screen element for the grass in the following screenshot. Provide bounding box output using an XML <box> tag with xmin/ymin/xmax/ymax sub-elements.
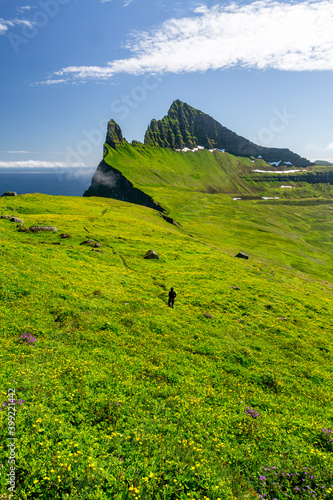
<box><xmin>102</xmin><ymin>143</ymin><xmax>333</xmax><ymax>282</ymax></box>
<box><xmin>0</xmin><ymin>193</ymin><xmax>333</xmax><ymax>499</ymax></box>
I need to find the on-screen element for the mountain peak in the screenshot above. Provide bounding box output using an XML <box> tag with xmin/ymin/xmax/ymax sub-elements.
<box><xmin>106</xmin><ymin>119</ymin><xmax>126</xmax><ymax>150</ymax></box>
<box><xmin>144</xmin><ymin>101</ymin><xmax>310</xmax><ymax>167</ymax></box>
<box><xmin>169</xmin><ymin>99</ymin><xmax>186</xmax><ymax>110</ymax></box>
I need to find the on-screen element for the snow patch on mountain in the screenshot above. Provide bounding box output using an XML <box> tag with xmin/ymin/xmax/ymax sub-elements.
<box><xmin>253</xmin><ymin>169</ymin><xmax>304</xmax><ymax>174</ymax></box>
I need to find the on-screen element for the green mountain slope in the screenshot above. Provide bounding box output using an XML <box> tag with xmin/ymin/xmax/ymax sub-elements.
<box><xmin>100</xmin><ymin>142</ymin><xmax>261</xmax><ymax>193</ymax></box>
<box><xmin>85</xmin><ymin>141</ymin><xmax>333</xmax><ymax>282</ymax></box>
<box><xmin>0</xmin><ymin>194</ymin><xmax>333</xmax><ymax>499</ymax></box>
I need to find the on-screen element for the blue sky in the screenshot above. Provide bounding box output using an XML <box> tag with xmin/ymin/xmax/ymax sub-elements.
<box><xmin>1</xmin><ymin>0</ymin><xmax>333</xmax><ymax>171</ymax></box>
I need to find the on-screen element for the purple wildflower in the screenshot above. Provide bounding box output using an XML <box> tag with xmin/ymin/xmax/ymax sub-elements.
<box><xmin>0</xmin><ymin>399</ymin><xmax>24</xmax><ymax>411</ymax></box>
<box><xmin>245</xmin><ymin>406</ymin><xmax>260</xmax><ymax>418</ymax></box>
<box><xmin>19</xmin><ymin>332</ymin><xmax>37</xmax><ymax>345</ymax></box>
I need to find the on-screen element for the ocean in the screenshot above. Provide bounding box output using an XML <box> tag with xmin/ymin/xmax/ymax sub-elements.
<box><xmin>0</xmin><ymin>168</ymin><xmax>95</xmax><ymax>197</ymax></box>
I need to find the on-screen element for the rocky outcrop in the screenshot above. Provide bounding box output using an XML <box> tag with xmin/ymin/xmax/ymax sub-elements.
<box><xmin>144</xmin><ymin>250</ymin><xmax>160</xmax><ymax>259</ymax></box>
<box><xmin>144</xmin><ymin>100</ymin><xmax>310</xmax><ymax>168</ymax></box>
<box><xmin>235</xmin><ymin>252</ymin><xmax>249</xmax><ymax>259</ymax></box>
<box><xmin>249</xmin><ymin>170</ymin><xmax>333</xmax><ymax>185</ymax></box>
<box><xmin>80</xmin><ymin>239</ymin><xmax>102</xmax><ymax>248</ymax></box>
<box><xmin>105</xmin><ymin>119</ymin><xmax>126</xmax><ymax>150</ymax></box>
<box><xmin>28</xmin><ymin>226</ymin><xmax>57</xmax><ymax>232</ymax></box>
<box><xmin>83</xmin><ymin>160</ymin><xmax>164</xmax><ymax>212</ymax></box>
<box><xmin>160</xmin><ymin>214</ymin><xmax>182</xmax><ymax>228</ymax></box>
<box><xmin>1</xmin><ymin>191</ymin><xmax>17</xmax><ymax>197</ymax></box>
<box><xmin>80</xmin><ymin>239</ymin><xmax>96</xmax><ymax>246</ymax></box>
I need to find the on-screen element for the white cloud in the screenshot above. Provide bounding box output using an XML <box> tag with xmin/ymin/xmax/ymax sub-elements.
<box><xmin>123</xmin><ymin>0</ymin><xmax>134</xmax><ymax>6</ymax></box>
<box><xmin>0</xmin><ymin>161</ymin><xmax>87</xmax><ymax>168</ymax></box>
<box><xmin>303</xmin><ymin>142</ymin><xmax>333</xmax><ymax>161</ymax></box>
<box><xmin>36</xmin><ymin>79</ymin><xmax>67</xmax><ymax>86</ymax></box>
<box><xmin>41</xmin><ymin>0</ymin><xmax>333</xmax><ymax>84</ymax></box>
<box><xmin>65</xmin><ymin>168</ymin><xmax>95</xmax><ymax>179</ymax></box>
<box><xmin>18</xmin><ymin>5</ymin><xmax>36</xmax><ymax>11</ymax></box>
<box><xmin>5</xmin><ymin>151</ymin><xmax>41</xmax><ymax>154</ymax></box>
<box><xmin>101</xmin><ymin>0</ymin><xmax>134</xmax><ymax>5</ymax></box>
<box><xmin>3</xmin><ymin>151</ymin><xmax>64</xmax><ymax>154</ymax></box>
<box><xmin>0</xmin><ymin>17</ymin><xmax>35</xmax><ymax>35</ymax></box>
<box><xmin>0</xmin><ymin>21</ymin><xmax>8</xmax><ymax>35</ymax></box>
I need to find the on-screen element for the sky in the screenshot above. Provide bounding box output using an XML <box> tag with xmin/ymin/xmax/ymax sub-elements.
<box><xmin>1</xmin><ymin>0</ymin><xmax>333</xmax><ymax>173</ymax></box>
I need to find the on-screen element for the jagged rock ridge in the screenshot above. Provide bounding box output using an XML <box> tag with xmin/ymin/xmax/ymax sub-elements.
<box><xmin>84</xmin><ymin>100</ymin><xmax>312</xmax><ymax>206</ymax></box>
<box><xmin>144</xmin><ymin>100</ymin><xmax>310</xmax><ymax>168</ymax></box>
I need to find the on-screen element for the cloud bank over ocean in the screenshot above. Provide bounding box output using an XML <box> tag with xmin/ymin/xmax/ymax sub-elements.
<box><xmin>0</xmin><ymin>161</ymin><xmax>87</xmax><ymax>169</ymax></box>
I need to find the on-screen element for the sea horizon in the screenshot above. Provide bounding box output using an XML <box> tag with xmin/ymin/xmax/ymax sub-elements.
<box><xmin>0</xmin><ymin>167</ymin><xmax>95</xmax><ymax>197</ymax></box>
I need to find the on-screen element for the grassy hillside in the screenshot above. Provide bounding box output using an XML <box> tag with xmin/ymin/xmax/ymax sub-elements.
<box><xmin>0</xmin><ymin>194</ymin><xmax>333</xmax><ymax>500</ymax></box>
<box><xmin>103</xmin><ymin>143</ymin><xmax>264</xmax><ymax>195</ymax></box>
<box><xmin>103</xmin><ymin>143</ymin><xmax>333</xmax><ymax>282</ymax></box>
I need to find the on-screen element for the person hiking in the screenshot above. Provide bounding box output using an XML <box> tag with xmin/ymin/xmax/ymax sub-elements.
<box><xmin>168</xmin><ymin>287</ymin><xmax>177</xmax><ymax>308</ymax></box>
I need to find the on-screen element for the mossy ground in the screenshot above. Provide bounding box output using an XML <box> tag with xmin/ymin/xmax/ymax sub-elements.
<box><xmin>0</xmin><ymin>192</ymin><xmax>333</xmax><ymax>499</ymax></box>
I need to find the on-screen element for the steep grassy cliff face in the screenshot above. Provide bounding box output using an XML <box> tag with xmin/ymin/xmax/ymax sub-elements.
<box><xmin>83</xmin><ymin>140</ymin><xmax>263</xmax><ymax>203</ymax></box>
<box><xmin>144</xmin><ymin>100</ymin><xmax>310</xmax><ymax>167</ymax></box>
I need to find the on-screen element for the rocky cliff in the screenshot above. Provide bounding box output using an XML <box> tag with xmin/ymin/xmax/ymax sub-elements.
<box><xmin>83</xmin><ymin>158</ymin><xmax>163</xmax><ymax>211</ymax></box>
<box><xmin>84</xmin><ymin>119</ymin><xmax>163</xmax><ymax>209</ymax></box>
<box><xmin>249</xmin><ymin>170</ymin><xmax>333</xmax><ymax>185</ymax></box>
<box><xmin>144</xmin><ymin>100</ymin><xmax>310</xmax><ymax>168</ymax></box>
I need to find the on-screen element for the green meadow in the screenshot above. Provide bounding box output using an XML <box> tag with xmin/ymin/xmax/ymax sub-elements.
<box><xmin>103</xmin><ymin>143</ymin><xmax>333</xmax><ymax>281</ymax></box>
<box><xmin>0</xmin><ymin>144</ymin><xmax>333</xmax><ymax>500</ymax></box>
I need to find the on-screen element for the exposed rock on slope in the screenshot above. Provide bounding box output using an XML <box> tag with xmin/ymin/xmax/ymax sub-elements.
<box><xmin>144</xmin><ymin>100</ymin><xmax>310</xmax><ymax>168</ymax></box>
<box><xmin>1</xmin><ymin>191</ymin><xmax>17</xmax><ymax>197</ymax></box>
<box><xmin>250</xmin><ymin>170</ymin><xmax>333</xmax><ymax>184</ymax></box>
<box><xmin>83</xmin><ymin>159</ymin><xmax>164</xmax><ymax>212</ymax></box>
